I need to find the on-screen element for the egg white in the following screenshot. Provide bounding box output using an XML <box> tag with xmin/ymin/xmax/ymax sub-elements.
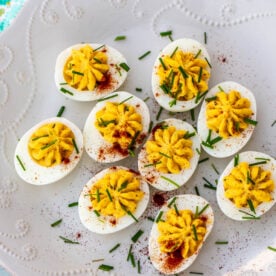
<box><xmin>217</xmin><ymin>151</ymin><xmax>276</xmax><ymax>221</ymax></box>
<box><xmin>197</xmin><ymin>81</ymin><xmax>257</xmax><ymax>158</ymax></box>
<box><xmin>138</xmin><ymin>119</ymin><xmax>201</xmax><ymax>191</ymax></box>
<box><xmin>78</xmin><ymin>166</ymin><xmax>150</xmax><ymax>234</ymax></box>
<box><xmin>14</xmin><ymin>117</ymin><xmax>83</xmax><ymax>185</ymax></box>
<box><xmin>55</xmin><ymin>43</ymin><xmax>128</xmax><ymax>101</ymax></box>
<box><xmin>83</xmin><ymin>91</ymin><xmax>150</xmax><ymax>163</ymax></box>
<box><xmin>149</xmin><ymin>194</ymin><xmax>214</xmax><ymax>275</ymax></box>
<box><xmin>152</xmin><ymin>38</ymin><xmax>211</xmax><ymax>112</ymax></box>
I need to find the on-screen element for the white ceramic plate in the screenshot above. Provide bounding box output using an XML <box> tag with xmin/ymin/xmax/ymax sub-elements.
<box><xmin>0</xmin><ymin>1</ymin><xmax>276</xmax><ymax>275</ymax></box>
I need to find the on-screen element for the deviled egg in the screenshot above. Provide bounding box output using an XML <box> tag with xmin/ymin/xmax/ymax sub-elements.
<box><xmin>149</xmin><ymin>195</ymin><xmax>214</xmax><ymax>275</ymax></box>
<box><xmin>83</xmin><ymin>91</ymin><xmax>150</xmax><ymax>163</ymax></box>
<box><xmin>152</xmin><ymin>38</ymin><xmax>211</xmax><ymax>112</ymax></box>
<box><xmin>138</xmin><ymin>119</ymin><xmax>201</xmax><ymax>191</ymax></box>
<box><xmin>55</xmin><ymin>43</ymin><xmax>128</xmax><ymax>101</ymax></box>
<box><xmin>14</xmin><ymin>117</ymin><xmax>83</xmax><ymax>185</ymax></box>
<box><xmin>78</xmin><ymin>166</ymin><xmax>149</xmax><ymax>234</ymax></box>
<box><xmin>197</xmin><ymin>81</ymin><xmax>257</xmax><ymax>158</ymax></box>
<box><xmin>217</xmin><ymin>151</ymin><xmax>276</xmax><ymax>220</ymax></box>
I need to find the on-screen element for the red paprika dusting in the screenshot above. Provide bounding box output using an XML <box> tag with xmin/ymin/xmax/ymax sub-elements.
<box><xmin>109</xmin><ymin>218</ymin><xmax>117</xmax><ymax>226</ymax></box>
<box><xmin>76</xmin><ymin>232</ymin><xmax>81</xmax><ymax>239</ymax></box>
<box><xmin>153</xmin><ymin>192</ymin><xmax>166</xmax><ymax>207</ymax></box>
<box><xmin>62</xmin><ymin>157</ymin><xmax>70</xmax><ymax>164</ymax></box>
<box><xmin>97</xmin><ymin>72</ymin><xmax>117</xmax><ymax>92</ymax></box>
<box><xmin>163</xmin><ymin>249</ymin><xmax>184</xmax><ymax>270</ymax></box>
<box><xmin>200</xmin><ymin>215</ymin><xmax>208</xmax><ymax>222</ymax></box>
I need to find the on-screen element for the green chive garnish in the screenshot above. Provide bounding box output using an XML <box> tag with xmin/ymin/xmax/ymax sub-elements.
<box><xmin>93</xmin><ymin>44</ymin><xmax>105</xmax><ymax>52</ymax></box>
<box><xmin>184</xmin><ymin>132</ymin><xmax>196</xmax><ymax>139</ymax></box>
<box><xmin>244</xmin><ymin>118</ymin><xmax>258</xmax><ymax>126</ymax></box>
<box><xmin>179</xmin><ymin>66</ymin><xmax>188</xmax><ymax>78</ymax></box>
<box><xmin>120</xmin><ymin>62</ymin><xmax>130</xmax><ymax>72</ymax></box>
<box><xmin>72</xmin><ymin>138</ymin><xmax>79</xmax><ymax>154</ymax></box>
<box><xmin>92</xmin><ymin>259</ymin><xmax>104</xmax><ymax>263</ymax></box>
<box><xmin>98</xmin><ymin>118</ymin><xmax>116</xmax><ymax>127</ymax></box>
<box><xmin>127</xmin><ymin>244</ymin><xmax>133</xmax><ymax>261</ymax></box>
<box><xmin>144</xmin><ymin>161</ymin><xmax>162</xmax><ymax>168</ymax></box>
<box><xmin>218</xmin><ymin>86</ymin><xmax>224</xmax><ymax>92</ymax></box>
<box><xmin>205</xmin><ymin>96</ymin><xmax>217</xmax><ymax>102</ymax></box>
<box><xmin>97</xmin><ymin>93</ymin><xmax>118</xmax><ymax>102</ymax></box>
<box><xmin>72</xmin><ymin>70</ymin><xmax>84</xmax><ymax>76</ymax></box>
<box><xmin>93</xmin><ymin>57</ymin><xmax>102</xmax><ymax>64</ymax></box>
<box><xmin>114</xmin><ymin>35</ymin><xmax>126</xmax><ymax>41</ymax></box>
<box><xmin>119</xmin><ymin>96</ymin><xmax>133</xmax><ymax>104</ymax></box>
<box><xmin>255</xmin><ymin>157</ymin><xmax>270</xmax><ymax>161</ymax></box>
<box><xmin>156</xmin><ymin>107</ymin><xmax>163</xmax><ymax>120</ymax></box>
<box><xmin>190</xmin><ymin>272</ymin><xmax>204</xmax><ymax>275</ymax></box>
<box><xmin>203</xmin><ymin>177</ymin><xmax>214</xmax><ymax>187</ymax></box>
<box><xmin>204</xmin><ymin>184</ymin><xmax>217</xmax><ymax>190</ymax></box>
<box><xmin>136</xmin><ymin>88</ymin><xmax>142</xmax><ymax>92</ymax></box>
<box><xmin>174</xmin><ymin>204</ymin><xmax>180</xmax><ymax>216</ymax></box>
<box><xmin>131</xmin><ymin>230</ymin><xmax>144</xmax><ymax>243</ymax></box>
<box><xmin>147</xmin><ymin>216</ymin><xmax>154</xmax><ymax>222</ymax></box>
<box><xmin>168</xmin><ymin>197</ymin><xmax>177</xmax><ymax>208</ymax></box>
<box><xmin>195</xmin><ymin>186</ymin><xmax>200</xmax><ymax>196</ymax></box>
<box><xmin>204</xmin><ymin>57</ymin><xmax>212</xmax><ymax>68</ymax></box>
<box><xmin>190</xmin><ymin>109</ymin><xmax>195</xmax><ymax>121</ymax></box>
<box><xmin>198</xmin><ymin>67</ymin><xmax>203</xmax><ymax>83</ymax></box>
<box><xmin>195</xmin><ymin>90</ymin><xmax>208</xmax><ymax>103</ymax></box>
<box><xmin>96</xmin><ymin>189</ymin><xmax>100</xmax><ymax>202</ymax></box>
<box><xmin>118</xmin><ymin>180</ymin><xmax>128</xmax><ymax>192</ymax></box>
<box><xmin>209</xmin><ymin>136</ymin><xmax>223</xmax><ymax>145</ymax></box>
<box><xmin>211</xmin><ymin>163</ymin><xmax>219</xmax><ymax>175</ymax></box>
<box><xmin>59</xmin><ymin>82</ymin><xmax>67</xmax><ymax>85</ymax></box>
<box><xmin>170</xmin><ymin>46</ymin><xmax>178</xmax><ymax>58</ymax></box>
<box><xmin>249</xmin><ymin>161</ymin><xmax>267</xmax><ymax>166</ymax></box>
<box><xmin>160</xmin><ymin>30</ymin><xmax>172</xmax><ymax>37</ymax></box>
<box><xmin>128</xmin><ymin>131</ymin><xmax>140</xmax><ymax>153</ymax></box>
<box><xmin>215</xmin><ymin>241</ymin><xmax>228</xmax><ymax>245</ymax></box>
<box><xmin>198</xmin><ymin>157</ymin><xmax>209</xmax><ymax>164</ymax></box>
<box><xmin>194</xmin><ymin>49</ymin><xmax>202</xmax><ymax>59</ymax></box>
<box><xmin>109</xmin><ymin>243</ymin><xmax>121</xmax><ymax>253</ymax></box>
<box><xmin>32</xmin><ymin>135</ymin><xmax>49</xmax><ymax>141</ymax></box>
<box><xmin>247</xmin><ymin>199</ymin><xmax>256</xmax><ymax>214</ymax></box>
<box><xmin>144</xmin><ymin>96</ymin><xmax>150</xmax><ymax>102</ymax></box>
<box><xmin>197</xmin><ymin>204</ymin><xmax>209</xmax><ymax>216</ymax></box>
<box><xmin>41</xmin><ymin>139</ymin><xmax>57</xmax><ymax>150</ymax></box>
<box><xmin>130</xmin><ymin>253</ymin><xmax>136</xmax><ymax>267</ymax></box>
<box><xmin>137</xmin><ymin>259</ymin><xmax>141</xmax><ymax>274</ymax></box>
<box><xmin>242</xmin><ymin>216</ymin><xmax>260</xmax><ymax>220</ymax></box>
<box><xmin>106</xmin><ymin>189</ymin><xmax>113</xmax><ymax>202</ymax></box>
<box><xmin>204</xmin><ymin>32</ymin><xmax>207</xmax><ymax>44</ymax></box>
<box><xmin>94</xmin><ymin>210</ymin><xmax>100</xmax><ymax>217</ymax></box>
<box><xmin>160</xmin><ymin>83</ymin><xmax>170</xmax><ymax>94</ymax></box>
<box><xmin>156</xmin><ymin>211</ymin><xmax>164</xmax><ymax>223</ymax></box>
<box><xmin>68</xmin><ymin>202</ymin><xmax>78</xmax><ymax>207</ymax></box>
<box><xmin>247</xmin><ymin>171</ymin><xmax>255</xmax><ymax>185</ymax></box>
<box><xmin>160</xmin><ymin>176</ymin><xmax>180</xmax><ymax>188</ymax></box>
<box><xmin>268</xmin><ymin>246</ymin><xmax>276</xmax><ymax>252</ymax></box>
<box><xmin>234</xmin><ymin>154</ymin><xmax>239</xmax><ymax>166</ymax></box>
<box><xmin>148</xmin><ymin>121</ymin><xmax>153</xmax><ymax>133</ymax></box>
<box><xmin>57</xmin><ymin>106</ymin><xmax>65</xmax><ymax>117</ymax></box>
<box><xmin>159</xmin><ymin>57</ymin><xmax>167</xmax><ymax>70</ymax></box>
<box><xmin>138</xmin><ymin>51</ymin><xmax>151</xmax><ymax>60</ymax></box>
<box><xmin>201</xmin><ymin>141</ymin><xmax>213</xmax><ymax>149</ymax></box>
<box><xmin>196</xmin><ymin>148</ymin><xmax>201</xmax><ymax>155</ymax></box>
<box><xmin>192</xmin><ymin>225</ymin><xmax>198</xmax><ymax>241</ymax></box>
<box><xmin>271</xmin><ymin>120</ymin><xmax>276</xmax><ymax>127</ymax></box>
<box><xmin>98</xmin><ymin>264</ymin><xmax>113</xmax><ymax>271</ymax></box>
<box><xmin>16</xmin><ymin>155</ymin><xmax>26</xmax><ymax>171</ymax></box>
<box><xmin>159</xmin><ymin>152</ymin><xmax>172</xmax><ymax>159</ymax></box>
<box><xmin>51</xmin><ymin>219</ymin><xmax>62</xmax><ymax>227</ymax></box>
<box><xmin>59</xmin><ymin>236</ymin><xmax>79</xmax><ymax>244</ymax></box>
<box><xmin>115</xmin><ymin>64</ymin><xmax>122</xmax><ymax>76</ymax></box>
<box><xmin>60</xmin><ymin>87</ymin><xmax>73</xmax><ymax>96</ymax></box>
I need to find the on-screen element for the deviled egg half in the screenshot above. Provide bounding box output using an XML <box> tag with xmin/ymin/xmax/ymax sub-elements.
<box><xmin>78</xmin><ymin>166</ymin><xmax>149</xmax><ymax>234</ymax></box>
<box><xmin>197</xmin><ymin>81</ymin><xmax>257</xmax><ymax>158</ymax></box>
<box><xmin>217</xmin><ymin>151</ymin><xmax>276</xmax><ymax>220</ymax></box>
<box><xmin>84</xmin><ymin>91</ymin><xmax>150</xmax><ymax>163</ymax></box>
<box><xmin>55</xmin><ymin>43</ymin><xmax>128</xmax><ymax>101</ymax></box>
<box><xmin>149</xmin><ymin>195</ymin><xmax>214</xmax><ymax>275</ymax></box>
<box><xmin>14</xmin><ymin>117</ymin><xmax>83</xmax><ymax>185</ymax></box>
<box><xmin>152</xmin><ymin>38</ymin><xmax>211</xmax><ymax>112</ymax></box>
<box><xmin>138</xmin><ymin>119</ymin><xmax>201</xmax><ymax>191</ymax></box>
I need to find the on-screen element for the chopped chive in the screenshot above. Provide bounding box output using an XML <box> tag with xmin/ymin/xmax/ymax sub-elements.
<box><xmin>128</xmin><ymin>149</ymin><xmax>135</xmax><ymax>157</ymax></box>
<box><xmin>159</xmin><ymin>152</ymin><xmax>172</xmax><ymax>159</ymax></box>
<box><xmin>211</xmin><ymin>163</ymin><xmax>219</xmax><ymax>175</ymax></box>
<box><xmin>160</xmin><ymin>176</ymin><xmax>180</xmax><ymax>188</ymax></box>
<box><xmin>144</xmin><ymin>161</ymin><xmax>162</xmax><ymax>168</ymax></box>
<box><xmin>190</xmin><ymin>272</ymin><xmax>204</xmax><ymax>275</ymax></box>
<box><xmin>256</xmin><ymin>157</ymin><xmax>270</xmax><ymax>161</ymax></box>
<box><xmin>118</xmin><ymin>180</ymin><xmax>128</xmax><ymax>192</ymax></box>
<box><xmin>198</xmin><ymin>204</ymin><xmax>209</xmax><ymax>216</ymax></box>
<box><xmin>215</xmin><ymin>241</ymin><xmax>228</xmax><ymax>245</ymax></box>
<box><xmin>93</xmin><ymin>44</ymin><xmax>105</xmax><ymax>52</ymax></box>
<box><xmin>144</xmin><ymin>96</ymin><xmax>150</xmax><ymax>102</ymax></box>
<box><xmin>128</xmin><ymin>131</ymin><xmax>140</xmax><ymax>152</ymax></box>
<box><xmin>59</xmin><ymin>236</ymin><xmax>79</xmax><ymax>244</ymax></box>
<box><xmin>130</xmin><ymin>253</ymin><xmax>136</xmax><ymax>267</ymax></box>
<box><xmin>160</xmin><ymin>83</ymin><xmax>170</xmax><ymax>94</ymax></box>
<box><xmin>204</xmin><ymin>184</ymin><xmax>217</xmax><ymax>190</ymax></box>
<box><xmin>242</xmin><ymin>216</ymin><xmax>260</xmax><ymax>220</ymax></box>
<box><xmin>198</xmin><ymin>157</ymin><xmax>209</xmax><ymax>164</ymax></box>
<box><xmin>51</xmin><ymin>219</ymin><xmax>62</xmax><ymax>227</ymax></box>
<box><xmin>147</xmin><ymin>216</ymin><xmax>154</xmax><ymax>222</ymax></box>
<box><xmin>184</xmin><ymin>132</ymin><xmax>196</xmax><ymax>139</ymax></box>
<box><xmin>234</xmin><ymin>154</ymin><xmax>239</xmax><ymax>166</ymax></box>
<box><xmin>127</xmin><ymin>210</ymin><xmax>138</xmax><ymax>222</ymax></box>
<box><xmin>160</xmin><ymin>30</ymin><xmax>172</xmax><ymax>37</ymax></box>
<box><xmin>271</xmin><ymin>120</ymin><xmax>276</xmax><ymax>127</ymax></box>
<box><xmin>97</xmin><ymin>93</ymin><xmax>118</xmax><ymax>102</ymax></box>
<box><xmin>127</xmin><ymin>244</ymin><xmax>133</xmax><ymax>261</ymax></box>
<box><xmin>198</xmin><ymin>67</ymin><xmax>203</xmax><ymax>83</ymax></box>
<box><xmin>93</xmin><ymin>57</ymin><xmax>102</xmax><ymax>64</ymax></box>
<box><xmin>192</xmin><ymin>225</ymin><xmax>198</xmax><ymax>241</ymax></box>
<box><xmin>41</xmin><ymin>139</ymin><xmax>57</xmax><ymax>150</ymax></box>
<box><xmin>131</xmin><ymin>230</ymin><xmax>144</xmax><ymax>243</ymax></box>
<box><xmin>159</xmin><ymin>57</ymin><xmax>167</xmax><ymax>70</ymax></box>
<box><xmin>179</xmin><ymin>66</ymin><xmax>188</xmax><ymax>78</ymax></box>
<box><xmin>205</xmin><ymin>96</ymin><xmax>217</xmax><ymax>102</ymax></box>
<box><xmin>195</xmin><ymin>90</ymin><xmax>208</xmax><ymax>103</ymax></box>
<box><xmin>98</xmin><ymin>118</ymin><xmax>116</xmax><ymax>127</ymax></box>
<box><xmin>32</xmin><ymin>135</ymin><xmax>49</xmax><ymax>141</ymax></box>
<box><xmin>109</xmin><ymin>243</ymin><xmax>121</xmax><ymax>253</ymax></box>
<box><xmin>106</xmin><ymin>189</ymin><xmax>113</xmax><ymax>202</ymax></box>
<box><xmin>201</xmin><ymin>141</ymin><xmax>213</xmax><ymax>149</ymax></box>
<box><xmin>138</xmin><ymin>51</ymin><xmax>151</xmax><ymax>60</ymax></box>
<box><xmin>209</xmin><ymin>136</ymin><xmax>223</xmax><ymax>145</ymax></box>
<box><xmin>249</xmin><ymin>161</ymin><xmax>267</xmax><ymax>166</ymax></box>
<box><xmin>72</xmin><ymin>70</ymin><xmax>84</xmax><ymax>76</ymax></box>
<box><xmin>235</xmin><ymin>121</ymin><xmax>240</xmax><ymax>132</ymax></box>
<box><xmin>68</xmin><ymin>202</ymin><xmax>78</xmax><ymax>207</ymax></box>
<box><xmin>56</xmin><ymin>106</ymin><xmax>65</xmax><ymax>117</ymax></box>
<box><xmin>244</xmin><ymin>118</ymin><xmax>258</xmax><ymax>126</ymax></box>
<box><xmin>206</xmin><ymin>129</ymin><xmax>212</xmax><ymax>143</ymax></box>
<box><xmin>137</xmin><ymin>259</ymin><xmax>141</xmax><ymax>274</ymax></box>
<box><xmin>238</xmin><ymin>210</ymin><xmax>255</xmax><ymax>217</ymax></box>
<box><xmin>156</xmin><ymin>211</ymin><xmax>164</xmax><ymax>223</ymax></box>
<box><xmin>98</xmin><ymin>264</ymin><xmax>113</xmax><ymax>271</ymax></box>
<box><xmin>94</xmin><ymin>210</ymin><xmax>100</xmax><ymax>217</ymax></box>
<box><xmin>72</xmin><ymin>138</ymin><xmax>79</xmax><ymax>154</ymax></box>
<box><xmin>202</xmin><ymin>177</ymin><xmax>214</xmax><ymax>187</ymax></box>
<box><xmin>247</xmin><ymin>171</ymin><xmax>255</xmax><ymax>185</ymax></box>
<box><xmin>59</xmin><ymin>82</ymin><xmax>67</xmax><ymax>85</ymax></box>
<box><xmin>196</xmin><ymin>148</ymin><xmax>201</xmax><ymax>155</ymax></box>
<box><xmin>169</xmin><ymin>98</ymin><xmax>176</xmax><ymax>107</ymax></box>
<box><xmin>148</xmin><ymin>121</ymin><xmax>153</xmax><ymax>133</ymax></box>
<box><xmin>204</xmin><ymin>32</ymin><xmax>207</xmax><ymax>44</ymax></box>
<box><xmin>114</xmin><ymin>35</ymin><xmax>126</xmax><ymax>41</ymax></box>
<box><xmin>119</xmin><ymin>62</ymin><xmax>130</xmax><ymax>72</ymax></box>
<box><xmin>156</xmin><ymin>107</ymin><xmax>163</xmax><ymax>120</ymax></box>
<box><xmin>60</xmin><ymin>87</ymin><xmax>73</xmax><ymax>96</ymax></box>
<box><xmin>16</xmin><ymin>155</ymin><xmax>26</xmax><ymax>171</ymax></box>
<box><xmin>115</xmin><ymin>64</ymin><xmax>122</xmax><ymax>76</ymax></box>
<box><xmin>204</xmin><ymin>57</ymin><xmax>212</xmax><ymax>68</ymax></box>
<box><xmin>168</xmin><ymin>197</ymin><xmax>177</xmax><ymax>208</ymax></box>
<box><xmin>136</xmin><ymin>88</ymin><xmax>142</xmax><ymax>92</ymax></box>
<box><xmin>218</xmin><ymin>86</ymin><xmax>224</xmax><ymax>92</ymax></box>
<box><xmin>194</xmin><ymin>49</ymin><xmax>202</xmax><ymax>59</ymax></box>
<box><xmin>170</xmin><ymin>46</ymin><xmax>178</xmax><ymax>58</ymax></box>
<box><xmin>119</xmin><ymin>96</ymin><xmax>133</xmax><ymax>104</ymax></box>
<box><xmin>268</xmin><ymin>246</ymin><xmax>276</xmax><ymax>252</ymax></box>
<box><xmin>92</xmin><ymin>259</ymin><xmax>104</xmax><ymax>262</ymax></box>
<box><xmin>195</xmin><ymin>186</ymin><xmax>200</xmax><ymax>196</ymax></box>
<box><xmin>174</xmin><ymin>204</ymin><xmax>180</xmax><ymax>216</ymax></box>
<box><xmin>247</xmin><ymin>199</ymin><xmax>256</xmax><ymax>214</ymax></box>
<box><xmin>190</xmin><ymin>109</ymin><xmax>195</xmax><ymax>121</ymax></box>
<box><xmin>96</xmin><ymin>189</ymin><xmax>100</xmax><ymax>202</ymax></box>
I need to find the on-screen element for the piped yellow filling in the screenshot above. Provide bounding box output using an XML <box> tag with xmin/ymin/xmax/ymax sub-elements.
<box><xmin>90</xmin><ymin>169</ymin><xmax>144</xmax><ymax>218</ymax></box>
<box><xmin>158</xmin><ymin>209</ymin><xmax>206</xmax><ymax>258</ymax></box>
<box><xmin>157</xmin><ymin>50</ymin><xmax>210</xmax><ymax>101</ymax></box>
<box><xmin>145</xmin><ymin>125</ymin><xmax>193</xmax><ymax>174</ymax></box>
<box><xmin>206</xmin><ymin>90</ymin><xmax>253</xmax><ymax>138</ymax></box>
<box><xmin>63</xmin><ymin>45</ymin><xmax>109</xmax><ymax>91</ymax></box>
<box><xmin>28</xmin><ymin>122</ymin><xmax>74</xmax><ymax>167</ymax></box>
<box><xmin>224</xmin><ymin>162</ymin><xmax>274</xmax><ymax>208</ymax></box>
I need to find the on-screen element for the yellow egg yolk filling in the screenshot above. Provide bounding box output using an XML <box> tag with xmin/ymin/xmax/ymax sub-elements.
<box><xmin>158</xmin><ymin>209</ymin><xmax>207</xmax><ymax>259</ymax></box>
<box><xmin>95</xmin><ymin>102</ymin><xmax>143</xmax><ymax>150</ymax></box>
<box><xmin>157</xmin><ymin>50</ymin><xmax>210</xmax><ymax>101</ymax></box>
<box><xmin>28</xmin><ymin>122</ymin><xmax>75</xmax><ymax>167</ymax></box>
<box><xmin>145</xmin><ymin>126</ymin><xmax>193</xmax><ymax>174</ymax></box>
<box><xmin>90</xmin><ymin>170</ymin><xmax>144</xmax><ymax>218</ymax></box>
<box><xmin>63</xmin><ymin>45</ymin><xmax>109</xmax><ymax>91</ymax></box>
<box><xmin>206</xmin><ymin>90</ymin><xmax>253</xmax><ymax>139</ymax></box>
<box><xmin>224</xmin><ymin>162</ymin><xmax>274</xmax><ymax>208</ymax></box>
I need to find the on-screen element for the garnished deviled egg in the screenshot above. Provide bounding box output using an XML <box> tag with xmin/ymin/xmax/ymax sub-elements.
<box><xmin>217</xmin><ymin>151</ymin><xmax>276</xmax><ymax>220</ymax></box>
<box><xmin>149</xmin><ymin>195</ymin><xmax>214</xmax><ymax>275</ymax></box>
<box><xmin>78</xmin><ymin>166</ymin><xmax>149</xmax><ymax>234</ymax></box>
<box><xmin>14</xmin><ymin>117</ymin><xmax>83</xmax><ymax>185</ymax></box>
<box><xmin>197</xmin><ymin>81</ymin><xmax>257</xmax><ymax>158</ymax></box>
<box><xmin>55</xmin><ymin>43</ymin><xmax>128</xmax><ymax>101</ymax></box>
<box><xmin>152</xmin><ymin>38</ymin><xmax>211</xmax><ymax>112</ymax></box>
<box><xmin>138</xmin><ymin>119</ymin><xmax>201</xmax><ymax>191</ymax></box>
<box><xmin>84</xmin><ymin>91</ymin><xmax>150</xmax><ymax>163</ymax></box>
